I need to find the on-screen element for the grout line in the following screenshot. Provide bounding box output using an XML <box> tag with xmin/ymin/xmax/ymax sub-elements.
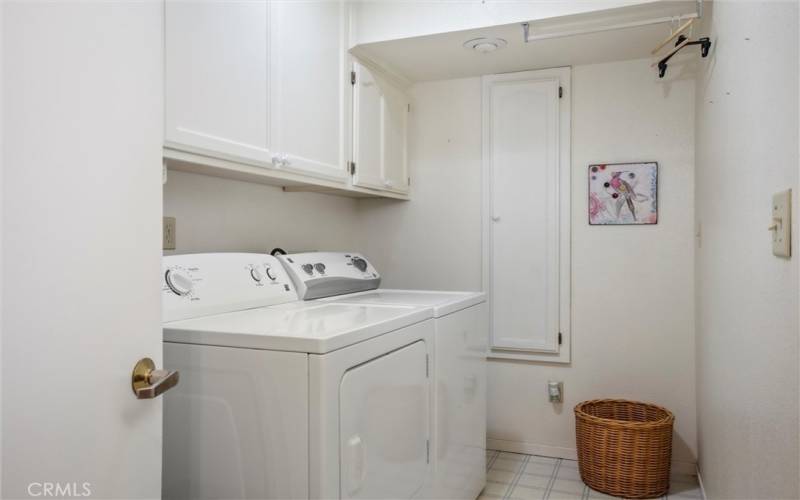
<box><xmin>487</xmin><ymin>450</ymin><xmax>500</xmax><ymax>471</ymax></box>
<box><xmin>502</xmin><ymin>454</ymin><xmax>530</xmax><ymax>500</ymax></box>
<box><xmin>543</xmin><ymin>458</ymin><xmax>562</xmax><ymax>500</ymax></box>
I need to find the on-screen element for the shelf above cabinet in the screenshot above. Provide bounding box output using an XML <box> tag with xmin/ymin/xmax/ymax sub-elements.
<box><xmin>349</xmin><ymin>1</ymin><xmax>701</xmax><ymax>83</ymax></box>
<box><xmin>164</xmin><ymin>147</ymin><xmax>410</xmax><ymax>201</ymax></box>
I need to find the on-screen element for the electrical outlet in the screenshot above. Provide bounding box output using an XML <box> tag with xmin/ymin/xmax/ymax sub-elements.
<box><xmin>163</xmin><ymin>217</ymin><xmax>176</xmax><ymax>250</ymax></box>
<box><xmin>547</xmin><ymin>381</ymin><xmax>563</xmax><ymax>403</ymax></box>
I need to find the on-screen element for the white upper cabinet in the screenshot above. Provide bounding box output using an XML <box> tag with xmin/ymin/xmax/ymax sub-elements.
<box><xmin>165</xmin><ymin>1</ymin><xmax>409</xmax><ymax>198</ymax></box>
<box><xmin>268</xmin><ymin>1</ymin><xmax>350</xmax><ymax>181</ymax></box>
<box><xmin>352</xmin><ymin>62</ymin><xmax>410</xmax><ymax>194</ymax></box>
<box><xmin>165</xmin><ymin>0</ymin><xmax>271</xmax><ymax>164</ymax></box>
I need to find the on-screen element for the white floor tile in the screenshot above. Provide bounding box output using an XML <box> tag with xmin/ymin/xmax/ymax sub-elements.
<box><xmin>485</xmin><ymin>450</ymin><xmax>701</xmax><ymax>500</ymax></box>
<box><xmin>488</xmin><ymin>468</ymin><xmax>518</xmax><ymax>484</ymax></box>
<box><xmin>509</xmin><ymin>484</ymin><xmax>548</xmax><ymax>500</ymax></box>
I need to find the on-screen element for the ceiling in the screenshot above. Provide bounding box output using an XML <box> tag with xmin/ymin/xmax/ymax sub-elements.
<box><xmin>350</xmin><ymin>1</ymin><xmax>703</xmax><ymax>84</ymax></box>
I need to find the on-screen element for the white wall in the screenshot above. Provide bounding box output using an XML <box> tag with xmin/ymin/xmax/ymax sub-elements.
<box><xmin>163</xmin><ymin>170</ymin><xmax>360</xmax><ymax>255</ymax></box>
<box><xmin>358</xmin><ymin>57</ymin><xmax>698</xmax><ymax>464</ymax></box>
<box><xmin>352</xmin><ymin>0</ymin><xmax>656</xmax><ymax>45</ymax></box>
<box><xmin>694</xmin><ymin>2</ymin><xmax>799</xmax><ymax>499</ymax></box>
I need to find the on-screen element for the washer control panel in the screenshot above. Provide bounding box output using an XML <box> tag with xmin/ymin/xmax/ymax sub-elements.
<box><xmin>276</xmin><ymin>252</ymin><xmax>380</xmax><ymax>300</ymax></box>
<box><xmin>163</xmin><ymin>253</ymin><xmax>298</xmax><ymax>322</ymax></box>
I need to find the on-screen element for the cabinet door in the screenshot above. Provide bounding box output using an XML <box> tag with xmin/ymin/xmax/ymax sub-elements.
<box><xmin>352</xmin><ymin>63</ymin><xmax>410</xmax><ymax>194</ymax></box>
<box><xmin>165</xmin><ymin>0</ymin><xmax>270</xmax><ymax>164</ymax></box>
<box><xmin>269</xmin><ymin>1</ymin><xmax>350</xmax><ymax>181</ymax></box>
<box><xmin>482</xmin><ymin>68</ymin><xmax>570</xmax><ymax>357</ymax></box>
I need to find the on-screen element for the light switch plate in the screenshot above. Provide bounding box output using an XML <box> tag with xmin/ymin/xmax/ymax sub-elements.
<box><xmin>163</xmin><ymin>217</ymin><xmax>176</xmax><ymax>250</ymax></box>
<box><xmin>771</xmin><ymin>190</ymin><xmax>791</xmax><ymax>258</ymax></box>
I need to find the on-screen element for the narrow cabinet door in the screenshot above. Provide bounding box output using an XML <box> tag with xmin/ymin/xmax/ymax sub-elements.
<box><xmin>380</xmin><ymin>82</ymin><xmax>410</xmax><ymax>194</ymax></box>
<box><xmin>269</xmin><ymin>0</ymin><xmax>350</xmax><ymax>181</ymax></box>
<box><xmin>352</xmin><ymin>63</ymin><xmax>410</xmax><ymax>194</ymax></box>
<box><xmin>165</xmin><ymin>0</ymin><xmax>270</xmax><ymax>163</ymax></box>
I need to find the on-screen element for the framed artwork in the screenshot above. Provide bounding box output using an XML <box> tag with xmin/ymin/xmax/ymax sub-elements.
<box><xmin>588</xmin><ymin>162</ymin><xmax>658</xmax><ymax>225</ymax></box>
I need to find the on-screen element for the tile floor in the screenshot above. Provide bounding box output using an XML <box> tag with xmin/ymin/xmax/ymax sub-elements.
<box><xmin>480</xmin><ymin>450</ymin><xmax>703</xmax><ymax>500</ymax></box>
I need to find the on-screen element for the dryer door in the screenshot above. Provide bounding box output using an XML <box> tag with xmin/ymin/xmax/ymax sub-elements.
<box><xmin>340</xmin><ymin>341</ymin><xmax>429</xmax><ymax>499</ymax></box>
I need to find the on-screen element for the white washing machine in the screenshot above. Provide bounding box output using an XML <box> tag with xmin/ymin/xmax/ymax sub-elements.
<box><xmin>277</xmin><ymin>252</ymin><xmax>488</xmax><ymax>500</ymax></box>
<box><xmin>161</xmin><ymin>253</ymin><xmax>435</xmax><ymax>500</ymax></box>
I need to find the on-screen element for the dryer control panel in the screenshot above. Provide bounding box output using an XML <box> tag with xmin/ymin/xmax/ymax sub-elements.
<box><xmin>163</xmin><ymin>253</ymin><xmax>298</xmax><ymax>322</ymax></box>
<box><xmin>277</xmin><ymin>252</ymin><xmax>380</xmax><ymax>300</ymax></box>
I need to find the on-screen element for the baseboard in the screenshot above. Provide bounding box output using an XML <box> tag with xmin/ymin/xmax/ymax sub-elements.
<box><xmin>487</xmin><ymin>438</ymin><xmax>697</xmax><ymax>475</ymax></box>
<box><xmin>487</xmin><ymin>438</ymin><xmax>578</xmax><ymax>460</ymax></box>
<box><xmin>696</xmin><ymin>465</ymin><xmax>708</xmax><ymax>500</ymax></box>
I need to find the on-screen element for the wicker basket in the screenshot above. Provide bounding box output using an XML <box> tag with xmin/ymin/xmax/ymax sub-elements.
<box><xmin>575</xmin><ymin>399</ymin><xmax>674</xmax><ymax>499</ymax></box>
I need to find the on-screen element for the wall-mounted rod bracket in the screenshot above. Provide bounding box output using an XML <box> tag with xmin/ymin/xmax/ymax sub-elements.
<box><xmin>658</xmin><ymin>35</ymin><xmax>711</xmax><ymax>78</ymax></box>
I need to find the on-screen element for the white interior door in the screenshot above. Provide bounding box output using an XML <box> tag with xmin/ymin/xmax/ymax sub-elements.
<box><xmin>339</xmin><ymin>341</ymin><xmax>429</xmax><ymax>499</ymax></box>
<box><xmin>269</xmin><ymin>0</ymin><xmax>350</xmax><ymax>181</ymax></box>
<box><xmin>482</xmin><ymin>68</ymin><xmax>571</xmax><ymax>358</ymax></box>
<box><xmin>3</xmin><ymin>2</ymin><xmax>166</xmax><ymax>498</ymax></box>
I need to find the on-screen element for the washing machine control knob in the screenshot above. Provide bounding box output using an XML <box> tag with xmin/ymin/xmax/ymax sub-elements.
<box><xmin>265</xmin><ymin>267</ymin><xmax>277</xmax><ymax>281</ymax></box>
<box><xmin>250</xmin><ymin>267</ymin><xmax>264</xmax><ymax>282</ymax></box>
<box><xmin>301</xmin><ymin>263</ymin><xmax>314</xmax><ymax>275</ymax></box>
<box><xmin>166</xmin><ymin>269</ymin><xmax>193</xmax><ymax>296</ymax></box>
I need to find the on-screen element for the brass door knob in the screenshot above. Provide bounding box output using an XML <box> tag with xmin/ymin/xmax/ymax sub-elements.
<box><xmin>131</xmin><ymin>357</ymin><xmax>179</xmax><ymax>399</ymax></box>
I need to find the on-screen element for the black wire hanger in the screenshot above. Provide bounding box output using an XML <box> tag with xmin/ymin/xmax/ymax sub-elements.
<box><xmin>657</xmin><ymin>34</ymin><xmax>711</xmax><ymax>78</ymax></box>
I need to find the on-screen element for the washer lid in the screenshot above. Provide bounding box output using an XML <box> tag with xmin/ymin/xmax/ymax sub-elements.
<box><xmin>163</xmin><ymin>302</ymin><xmax>432</xmax><ymax>354</ymax></box>
<box><xmin>324</xmin><ymin>289</ymin><xmax>486</xmax><ymax>318</ymax></box>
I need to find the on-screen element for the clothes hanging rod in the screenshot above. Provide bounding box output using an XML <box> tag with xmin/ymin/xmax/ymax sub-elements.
<box><xmin>523</xmin><ymin>0</ymin><xmax>703</xmax><ymax>43</ymax></box>
<box><xmin>523</xmin><ymin>12</ymin><xmax>698</xmax><ymax>43</ymax></box>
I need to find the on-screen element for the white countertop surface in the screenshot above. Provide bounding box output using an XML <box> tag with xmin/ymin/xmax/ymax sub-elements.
<box><xmin>163</xmin><ymin>301</ymin><xmax>432</xmax><ymax>354</ymax></box>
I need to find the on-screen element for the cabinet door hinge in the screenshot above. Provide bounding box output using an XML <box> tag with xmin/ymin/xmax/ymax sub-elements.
<box><xmin>425</xmin><ymin>354</ymin><xmax>429</xmax><ymax>378</ymax></box>
<box><xmin>426</xmin><ymin>439</ymin><xmax>430</xmax><ymax>463</ymax></box>
<box><xmin>351</xmin><ymin>70</ymin><xmax>356</xmax><ymax>85</ymax></box>
<box><xmin>348</xmin><ymin>161</ymin><xmax>356</xmax><ymax>175</ymax></box>
<box><xmin>407</xmin><ymin>176</ymin><xmax>411</xmax><ymax>186</ymax></box>
<box><xmin>559</xmin><ymin>86</ymin><xmax>563</xmax><ymax>99</ymax></box>
<box><xmin>558</xmin><ymin>332</ymin><xmax>563</xmax><ymax>345</ymax></box>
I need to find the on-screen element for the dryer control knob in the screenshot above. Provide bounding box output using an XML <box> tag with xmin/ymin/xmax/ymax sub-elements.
<box><xmin>265</xmin><ymin>267</ymin><xmax>277</xmax><ymax>281</ymax></box>
<box><xmin>352</xmin><ymin>257</ymin><xmax>368</xmax><ymax>272</ymax></box>
<box><xmin>301</xmin><ymin>264</ymin><xmax>314</xmax><ymax>275</ymax></box>
<box><xmin>165</xmin><ymin>270</ymin><xmax>193</xmax><ymax>296</ymax></box>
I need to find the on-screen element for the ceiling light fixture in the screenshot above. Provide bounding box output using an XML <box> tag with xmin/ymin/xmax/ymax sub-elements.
<box><xmin>463</xmin><ymin>37</ymin><xmax>508</xmax><ymax>53</ymax></box>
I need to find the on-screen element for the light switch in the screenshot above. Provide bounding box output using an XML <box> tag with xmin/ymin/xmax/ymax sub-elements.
<box><xmin>770</xmin><ymin>190</ymin><xmax>791</xmax><ymax>258</ymax></box>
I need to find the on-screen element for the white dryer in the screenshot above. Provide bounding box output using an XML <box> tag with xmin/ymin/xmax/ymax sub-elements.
<box><xmin>277</xmin><ymin>252</ymin><xmax>488</xmax><ymax>500</ymax></box>
<box><xmin>161</xmin><ymin>253</ymin><xmax>435</xmax><ymax>500</ymax></box>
